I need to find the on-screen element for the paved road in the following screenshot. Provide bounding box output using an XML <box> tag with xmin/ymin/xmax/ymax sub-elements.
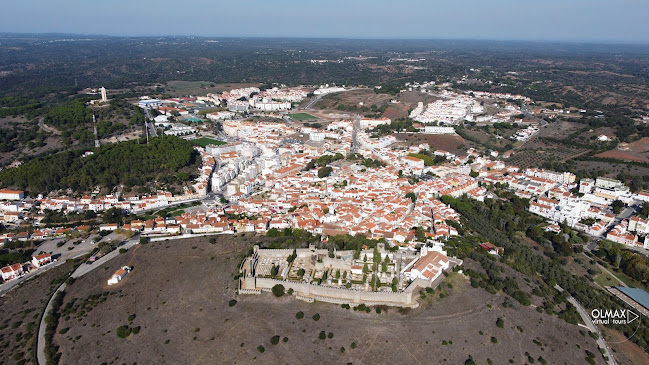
<box><xmin>0</xmin><ymin>235</ymin><xmax>102</xmax><ymax>297</ymax></box>
<box><xmin>36</xmin><ymin>236</ymin><xmax>139</xmax><ymax>365</ymax></box>
<box><xmin>0</xmin><ymin>260</ymin><xmax>67</xmax><ymax>297</ymax></box>
<box><xmin>72</xmin><ymin>238</ymin><xmax>138</xmax><ymax>279</ymax></box>
<box><xmin>38</xmin><ymin>118</ymin><xmax>60</xmax><ymax>135</ymax></box>
<box><xmin>521</xmin><ymin>103</ymin><xmax>549</xmax><ymax>127</ymax></box>
<box><xmin>617</xmin><ymin>205</ymin><xmax>636</xmax><ymax>222</ymax></box>
<box><xmin>143</xmin><ymin>108</ymin><xmax>158</xmax><ymax>137</ymax></box>
<box><xmin>36</xmin><ymin>282</ymin><xmax>67</xmax><ymax>365</ymax></box>
<box><xmin>555</xmin><ymin>285</ymin><xmax>617</xmax><ymax>365</ymax></box>
<box><xmin>351</xmin><ymin>116</ymin><xmax>360</xmax><ymax>153</ymax></box>
<box><xmin>303</xmin><ymin>94</ymin><xmax>323</xmax><ymax>109</ymax></box>
<box><xmin>146</xmin><ymin>121</ymin><xmax>158</xmax><ymax>138</ymax></box>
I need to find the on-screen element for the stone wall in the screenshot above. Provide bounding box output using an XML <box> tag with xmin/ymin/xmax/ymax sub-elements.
<box><xmin>250</xmin><ymin>277</ymin><xmax>417</xmax><ymax>307</ymax></box>
<box><xmin>240</xmin><ymin>246</ymin><xmax>463</xmax><ymax>308</ymax></box>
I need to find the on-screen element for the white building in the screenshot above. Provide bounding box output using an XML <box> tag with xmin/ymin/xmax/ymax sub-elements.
<box><xmin>249</xmin><ymin>97</ymin><xmax>291</xmax><ymax>111</ymax></box>
<box><xmin>401</xmin><ymin>246</ymin><xmax>450</xmax><ymax>283</ymax></box>
<box><xmin>228</xmin><ymin>101</ymin><xmax>250</xmax><ymax>113</ymax></box>
<box><xmin>163</xmin><ymin>123</ymin><xmax>197</xmax><ymax>136</ymax></box>
<box><xmin>423</xmin><ymin>126</ymin><xmax>456</xmax><ymax>135</ymax></box>
<box><xmin>313</xmin><ymin>86</ymin><xmax>345</xmax><ymax>95</ymax></box>
<box><xmin>1</xmin><ymin>263</ymin><xmax>24</xmax><ymax>281</ymax></box>
<box><xmin>207</xmin><ymin>111</ymin><xmax>236</xmax><ymax>121</ymax></box>
<box><xmin>31</xmin><ymin>253</ymin><xmax>52</xmax><ymax>268</ymax></box>
<box><xmin>596</xmin><ymin>177</ymin><xmax>627</xmax><ymax>190</ymax></box>
<box><xmin>0</xmin><ymin>189</ymin><xmax>24</xmax><ymax>201</ymax></box>
<box><xmin>579</xmin><ymin>178</ymin><xmax>595</xmax><ymax>194</ymax></box>
<box><xmin>409</xmin><ymin>102</ymin><xmax>425</xmax><ymax>119</ymax></box>
<box><xmin>403</xmin><ymin>155</ymin><xmax>425</xmax><ymax>171</ymax></box>
<box><xmin>138</xmin><ymin>99</ymin><xmax>161</xmax><ymax>108</ymax></box>
<box><xmin>525</xmin><ymin>168</ymin><xmax>576</xmax><ymax>184</ymax></box>
<box><xmin>309</xmin><ymin>132</ymin><xmax>325</xmax><ymax>142</ymax></box>
<box><xmin>414</xmin><ymin>96</ymin><xmax>480</xmax><ymax>125</ymax></box>
<box><xmin>107</xmin><ymin>266</ymin><xmax>131</xmax><ymax>285</ymax></box>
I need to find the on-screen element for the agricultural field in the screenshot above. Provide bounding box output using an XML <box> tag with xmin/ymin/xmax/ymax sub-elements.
<box><xmin>535</xmin><ymin>121</ymin><xmax>585</xmax><ymax>139</ymax></box>
<box><xmin>507</xmin><ymin>122</ymin><xmax>592</xmax><ymax>168</ymax></box>
<box><xmin>396</xmin><ymin>133</ymin><xmax>467</xmax><ymax>155</ymax></box>
<box><xmin>190</xmin><ymin>137</ymin><xmax>227</xmax><ymax>148</ymax></box>
<box><xmin>457</xmin><ymin>126</ymin><xmax>514</xmax><ymax>151</ymax></box>
<box><xmin>573</xmin><ymin>160</ymin><xmax>649</xmax><ymax>180</ymax></box>
<box><xmin>507</xmin><ymin>146</ymin><xmax>588</xmax><ymax>169</ymax></box>
<box><xmin>596</xmin><ymin>137</ymin><xmax>649</xmax><ymax>163</ymax></box>
<box><xmin>51</xmin><ymin>236</ymin><xmax>608</xmax><ymax>365</ymax></box>
<box><xmin>381</xmin><ymin>103</ymin><xmax>410</xmax><ymax>119</ymax></box>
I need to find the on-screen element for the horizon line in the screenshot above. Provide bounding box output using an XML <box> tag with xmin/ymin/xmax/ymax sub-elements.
<box><xmin>1</xmin><ymin>31</ymin><xmax>648</xmax><ymax>46</ymax></box>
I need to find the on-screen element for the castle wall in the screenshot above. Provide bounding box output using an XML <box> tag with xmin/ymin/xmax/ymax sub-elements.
<box><xmin>251</xmin><ymin>277</ymin><xmax>417</xmax><ymax>307</ymax></box>
<box><xmin>240</xmin><ymin>245</ymin><xmax>461</xmax><ymax>308</ymax></box>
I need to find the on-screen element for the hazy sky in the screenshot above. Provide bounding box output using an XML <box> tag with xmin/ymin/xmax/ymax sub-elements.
<box><xmin>2</xmin><ymin>0</ymin><xmax>648</xmax><ymax>43</ymax></box>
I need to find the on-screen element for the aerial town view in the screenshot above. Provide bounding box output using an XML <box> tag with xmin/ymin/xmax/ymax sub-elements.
<box><xmin>1</xmin><ymin>1</ymin><xmax>649</xmax><ymax>365</ymax></box>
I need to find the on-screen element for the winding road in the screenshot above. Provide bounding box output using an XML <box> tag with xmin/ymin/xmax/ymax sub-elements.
<box><xmin>36</xmin><ymin>237</ymin><xmax>139</xmax><ymax>365</ymax></box>
<box><xmin>38</xmin><ymin>118</ymin><xmax>60</xmax><ymax>135</ymax></box>
<box><xmin>555</xmin><ymin>285</ymin><xmax>617</xmax><ymax>365</ymax></box>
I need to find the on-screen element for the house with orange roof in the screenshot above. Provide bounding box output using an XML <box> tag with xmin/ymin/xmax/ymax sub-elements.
<box><xmin>107</xmin><ymin>266</ymin><xmax>131</xmax><ymax>285</ymax></box>
<box><xmin>401</xmin><ymin>246</ymin><xmax>450</xmax><ymax>283</ymax></box>
<box><xmin>479</xmin><ymin>242</ymin><xmax>503</xmax><ymax>256</ymax></box>
<box><xmin>32</xmin><ymin>253</ymin><xmax>52</xmax><ymax>268</ymax></box>
<box><xmin>1</xmin><ymin>263</ymin><xmax>24</xmax><ymax>281</ymax></box>
<box><xmin>31</xmin><ymin>230</ymin><xmax>48</xmax><ymax>240</ymax></box>
<box><xmin>0</xmin><ymin>189</ymin><xmax>24</xmax><ymax>200</ymax></box>
<box><xmin>2</xmin><ymin>211</ymin><xmax>20</xmax><ymax>223</ymax></box>
<box><xmin>99</xmin><ymin>223</ymin><xmax>119</xmax><ymax>232</ymax></box>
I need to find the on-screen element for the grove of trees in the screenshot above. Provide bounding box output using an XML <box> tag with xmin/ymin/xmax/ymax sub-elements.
<box><xmin>441</xmin><ymin>194</ymin><xmax>649</xmax><ymax>353</ymax></box>
<box><xmin>0</xmin><ymin>136</ymin><xmax>197</xmax><ymax>194</ymax></box>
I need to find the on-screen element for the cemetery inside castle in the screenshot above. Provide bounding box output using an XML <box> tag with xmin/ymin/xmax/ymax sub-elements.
<box><xmin>240</xmin><ymin>243</ymin><xmax>462</xmax><ymax>307</ymax></box>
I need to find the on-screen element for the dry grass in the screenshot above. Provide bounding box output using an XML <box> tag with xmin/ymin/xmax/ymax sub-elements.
<box><xmin>0</xmin><ymin>260</ymin><xmax>77</xmax><ymax>365</ymax></box>
<box><xmin>54</xmin><ymin>236</ymin><xmax>607</xmax><ymax>365</ymax></box>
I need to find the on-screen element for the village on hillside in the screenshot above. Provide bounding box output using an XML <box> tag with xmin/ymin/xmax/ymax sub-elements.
<box><xmin>1</xmin><ymin>84</ymin><xmax>648</xmax><ymax>290</ymax></box>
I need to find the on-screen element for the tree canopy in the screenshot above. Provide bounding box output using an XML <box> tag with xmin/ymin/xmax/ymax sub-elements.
<box><xmin>0</xmin><ymin>136</ymin><xmax>197</xmax><ymax>194</ymax></box>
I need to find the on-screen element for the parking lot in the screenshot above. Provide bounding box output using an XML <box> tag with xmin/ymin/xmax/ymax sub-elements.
<box><xmin>0</xmin><ymin>231</ymin><xmax>133</xmax><ymax>296</ymax></box>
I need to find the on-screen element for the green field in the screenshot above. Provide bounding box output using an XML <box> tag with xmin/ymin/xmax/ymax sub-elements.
<box><xmin>190</xmin><ymin>137</ymin><xmax>226</xmax><ymax>148</ymax></box>
<box><xmin>594</xmin><ymin>273</ymin><xmax>620</xmax><ymax>287</ymax></box>
<box><xmin>289</xmin><ymin>112</ymin><xmax>318</xmax><ymax>121</ymax></box>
